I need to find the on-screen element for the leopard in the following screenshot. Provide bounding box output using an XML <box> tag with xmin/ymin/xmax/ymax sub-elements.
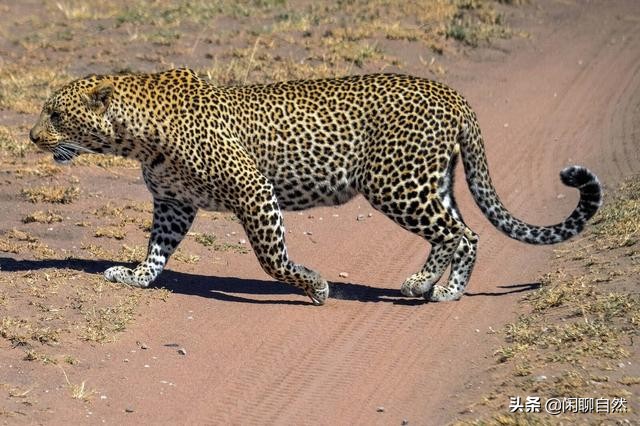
<box><xmin>29</xmin><ymin>69</ymin><xmax>602</xmax><ymax>305</ymax></box>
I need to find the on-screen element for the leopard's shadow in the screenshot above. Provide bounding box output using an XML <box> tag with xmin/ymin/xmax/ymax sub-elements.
<box><xmin>0</xmin><ymin>257</ymin><xmax>540</xmax><ymax>305</ymax></box>
<box><xmin>0</xmin><ymin>256</ymin><xmax>413</xmax><ymax>305</ymax></box>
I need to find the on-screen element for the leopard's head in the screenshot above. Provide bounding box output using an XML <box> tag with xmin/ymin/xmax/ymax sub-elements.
<box><xmin>30</xmin><ymin>77</ymin><xmax>116</xmax><ymax>164</ymax></box>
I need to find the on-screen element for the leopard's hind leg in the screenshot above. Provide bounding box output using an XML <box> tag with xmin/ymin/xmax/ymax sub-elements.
<box><xmin>359</xmin><ymin>143</ymin><xmax>477</xmax><ymax>301</ymax></box>
<box><xmin>426</xmin><ymin>227</ymin><xmax>478</xmax><ymax>301</ymax></box>
<box><xmin>357</xmin><ymin>166</ymin><xmax>466</xmax><ymax>298</ymax></box>
<box><xmin>397</xmin><ymin>201</ymin><xmax>466</xmax><ymax>298</ymax></box>
<box><xmin>424</xmin><ymin>154</ymin><xmax>479</xmax><ymax>302</ymax></box>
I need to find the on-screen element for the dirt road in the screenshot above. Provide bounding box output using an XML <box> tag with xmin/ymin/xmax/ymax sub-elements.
<box><xmin>3</xmin><ymin>0</ymin><xmax>640</xmax><ymax>424</ymax></box>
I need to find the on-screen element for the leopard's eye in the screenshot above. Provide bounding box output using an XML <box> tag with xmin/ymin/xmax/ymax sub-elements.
<box><xmin>50</xmin><ymin>111</ymin><xmax>61</xmax><ymax>122</ymax></box>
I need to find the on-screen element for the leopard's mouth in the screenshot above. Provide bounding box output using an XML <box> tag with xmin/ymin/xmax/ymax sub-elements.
<box><xmin>52</xmin><ymin>143</ymin><xmax>79</xmax><ymax>165</ymax></box>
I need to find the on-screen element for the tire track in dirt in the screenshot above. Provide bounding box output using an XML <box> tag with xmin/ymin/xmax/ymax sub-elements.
<box><xmin>205</xmin><ymin>223</ymin><xmax>429</xmax><ymax>424</ymax></box>
<box><xmin>261</xmin><ymin>218</ymin><xmax>442</xmax><ymax>424</ymax></box>
<box><xmin>542</xmin><ymin>23</ymin><xmax>640</xmax><ymax>184</ymax></box>
<box><xmin>602</xmin><ymin>48</ymin><xmax>640</xmax><ymax>179</ymax></box>
<box><xmin>261</xmin><ymin>308</ymin><xmax>414</xmax><ymax>425</ymax></box>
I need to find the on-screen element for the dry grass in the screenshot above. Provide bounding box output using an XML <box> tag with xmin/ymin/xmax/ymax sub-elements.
<box><xmin>21</xmin><ymin>186</ymin><xmax>79</xmax><ymax>204</ymax></box>
<box><xmin>81</xmin><ymin>243</ymin><xmax>146</xmax><ymax>263</ymax></box>
<box><xmin>0</xmin><ymin>238</ymin><xmax>20</xmax><ymax>254</ymax></box>
<box><xmin>173</xmin><ymin>252</ymin><xmax>201</xmax><ymax>264</ymax></box>
<box><xmin>201</xmin><ymin>53</ymin><xmax>346</xmax><ymax>86</ymax></box>
<box><xmin>0</xmin><ymin>65</ymin><xmax>71</xmax><ymax>114</ymax></box>
<box><xmin>619</xmin><ymin>376</ymin><xmax>640</xmax><ymax>386</ymax></box>
<box><xmin>113</xmin><ymin>0</ymin><xmax>286</xmax><ymax>26</ymax></box>
<box><xmin>23</xmin><ymin>349</ymin><xmax>58</xmax><ymax>364</ymax></box>
<box><xmin>12</xmin><ymin>160</ymin><xmax>62</xmax><ymax>178</ymax></box>
<box><xmin>80</xmin><ymin>288</ymin><xmax>141</xmax><ymax>342</ymax></box>
<box><xmin>0</xmin><ymin>268</ymin><xmax>167</xmax><ymax>354</ymax></box>
<box><xmin>446</xmin><ymin>0</ymin><xmax>512</xmax><ymax>47</ymax></box>
<box><xmin>465</xmin><ymin>175</ymin><xmax>640</xmax><ymax>422</ymax></box>
<box><xmin>7</xmin><ymin>386</ymin><xmax>31</xmax><ymax>399</ymax></box>
<box><xmin>94</xmin><ymin>226</ymin><xmax>127</xmax><ymax>240</ymax></box>
<box><xmin>0</xmin><ymin>229</ymin><xmax>56</xmax><ymax>259</ymax></box>
<box><xmin>91</xmin><ymin>201</ymin><xmax>153</xmax><ymax>217</ymax></box>
<box><xmin>0</xmin><ymin>316</ymin><xmax>61</xmax><ymax>346</ymax></box>
<box><xmin>53</xmin><ymin>1</ymin><xmax>117</xmax><ymax>20</ymax></box>
<box><xmin>5</xmin><ymin>229</ymin><xmax>39</xmax><ymax>243</ymax></box>
<box><xmin>589</xmin><ymin>178</ymin><xmax>640</xmax><ymax>249</ymax></box>
<box><xmin>192</xmin><ymin>232</ymin><xmax>250</xmax><ymax>254</ymax></box>
<box><xmin>455</xmin><ymin>413</ymin><xmax>552</xmax><ymax>426</ymax></box>
<box><xmin>60</xmin><ymin>367</ymin><xmax>96</xmax><ymax>401</ymax></box>
<box><xmin>22</xmin><ymin>210</ymin><xmax>64</xmax><ymax>224</ymax></box>
<box><xmin>173</xmin><ymin>249</ymin><xmax>201</xmax><ymax>264</ymax></box>
<box><xmin>197</xmin><ymin>0</ymin><xmax>518</xmax><ymax>85</ymax></box>
<box><xmin>499</xmin><ymin>178</ymin><xmax>640</xmax><ymax>367</ymax></box>
<box><xmin>0</xmin><ymin>125</ymin><xmax>32</xmax><ymax>157</ymax></box>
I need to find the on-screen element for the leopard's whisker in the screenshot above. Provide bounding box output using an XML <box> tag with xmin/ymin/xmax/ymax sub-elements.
<box><xmin>61</xmin><ymin>142</ymin><xmax>96</xmax><ymax>154</ymax></box>
<box><xmin>85</xmin><ymin>131</ymin><xmax>110</xmax><ymax>145</ymax></box>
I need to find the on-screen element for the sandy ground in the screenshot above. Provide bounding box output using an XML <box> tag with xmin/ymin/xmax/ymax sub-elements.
<box><xmin>1</xmin><ymin>0</ymin><xmax>639</xmax><ymax>424</ymax></box>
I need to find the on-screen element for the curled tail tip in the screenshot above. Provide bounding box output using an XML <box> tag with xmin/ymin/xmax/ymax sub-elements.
<box><xmin>560</xmin><ymin>164</ymin><xmax>603</xmax><ymax>212</ymax></box>
<box><xmin>560</xmin><ymin>165</ymin><xmax>599</xmax><ymax>188</ymax></box>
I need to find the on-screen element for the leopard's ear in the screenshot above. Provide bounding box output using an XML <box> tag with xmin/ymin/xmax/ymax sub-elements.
<box><xmin>84</xmin><ymin>80</ymin><xmax>114</xmax><ymax>115</ymax></box>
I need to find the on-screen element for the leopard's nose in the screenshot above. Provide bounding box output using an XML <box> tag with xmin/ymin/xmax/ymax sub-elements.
<box><xmin>29</xmin><ymin>128</ymin><xmax>39</xmax><ymax>143</ymax></box>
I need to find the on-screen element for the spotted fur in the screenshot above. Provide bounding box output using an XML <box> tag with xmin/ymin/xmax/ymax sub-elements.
<box><xmin>30</xmin><ymin>69</ymin><xmax>602</xmax><ymax>304</ymax></box>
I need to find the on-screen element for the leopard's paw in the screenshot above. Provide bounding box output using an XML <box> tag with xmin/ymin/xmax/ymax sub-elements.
<box><xmin>426</xmin><ymin>285</ymin><xmax>462</xmax><ymax>302</ymax></box>
<box><xmin>400</xmin><ymin>273</ymin><xmax>434</xmax><ymax>297</ymax></box>
<box><xmin>104</xmin><ymin>266</ymin><xmax>149</xmax><ymax>288</ymax></box>
<box><xmin>307</xmin><ymin>280</ymin><xmax>329</xmax><ymax>306</ymax></box>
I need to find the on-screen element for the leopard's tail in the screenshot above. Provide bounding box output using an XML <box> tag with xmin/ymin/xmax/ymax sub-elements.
<box><xmin>459</xmin><ymin>114</ymin><xmax>602</xmax><ymax>245</ymax></box>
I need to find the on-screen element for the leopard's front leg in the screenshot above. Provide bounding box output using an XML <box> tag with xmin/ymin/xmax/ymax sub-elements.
<box><xmin>105</xmin><ymin>198</ymin><xmax>196</xmax><ymax>287</ymax></box>
<box><xmin>236</xmin><ymin>179</ymin><xmax>329</xmax><ymax>305</ymax></box>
